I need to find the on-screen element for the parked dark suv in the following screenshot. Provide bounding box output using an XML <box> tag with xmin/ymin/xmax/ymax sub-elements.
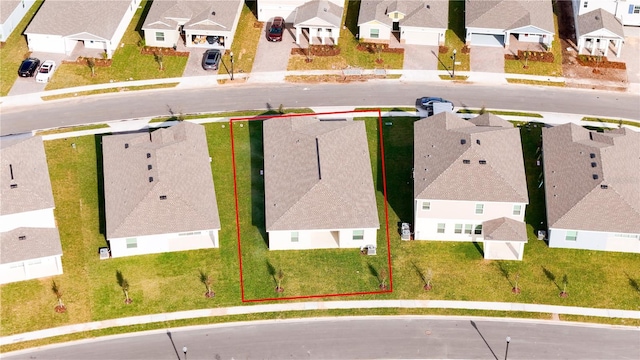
<box><xmin>268</xmin><ymin>17</ymin><xmax>285</xmax><ymax>42</ymax></box>
<box><xmin>18</xmin><ymin>58</ymin><xmax>41</xmax><ymax>77</ymax></box>
<box><xmin>201</xmin><ymin>49</ymin><xmax>221</xmax><ymax>70</ymax></box>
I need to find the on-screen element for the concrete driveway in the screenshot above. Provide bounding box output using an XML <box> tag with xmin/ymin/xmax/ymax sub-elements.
<box><xmin>8</xmin><ymin>52</ymin><xmax>68</xmax><ymax>96</ymax></box>
<box><xmin>251</xmin><ymin>21</ymin><xmax>294</xmax><ymax>74</ymax></box>
<box><xmin>470</xmin><ymin>46</ymin><xmax>505</xmax><ymax>73</ymax></box>
<box><xmin>402</xmin><ymin>45</ymin><xmax>438</xmax><ymax>70</ymax></box>
<box><xmin>183</xmin><ymin>48</ymin><xmax>226</xmax><ymax>78</ymax></box>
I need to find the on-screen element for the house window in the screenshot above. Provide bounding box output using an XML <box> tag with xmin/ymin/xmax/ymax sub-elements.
<box><xmin>464</xmin><ymin>224</ymin><xmax>473</xmax><ymax>234</ymax></box>
<box><xmin>513</xmin><ymin>205</ymin><xmax>522</xmax><ymax>216</ymax></box>
<box><xmin>583</xmin><ymin>1</ymin><xmax>588</xmax><ymax>8</ymax></box>
<box><xmin>353</xmin><ymin>230</ymin><xmax>364</xmax><ymax>240</ymax></box>
<box><xmin>156</xmin><ymin>32</ymin><xmax>165</xmax><ymax>41</ymax></box>
<box><xmin>126</xmin><ymin>238</ymin><xmax>137</xmax><ymax>248</ymax></box>
<box><xmin>454</xmin><ymin>224</ymin><xmax>463</xmax><ymax>234</ymax></box>
<box><xmin>565</xmin><ymin>231</ymin><xmax>578</xmax><ymax>241</ymax></box>
<box><xmin>422</xmin><ymin>201</ymin><xmax>431</xmax><ymax>210</ymax></box>
<box><xmin>634</xmin><ymin>6</ymin><xmax>640</xmax><ymax>14</ymax></box>
<box><xmin>392</xmin><ymin>12</ymin><xmax>399</xmax><ymax>19</ymax></box>
<box><xmin>370</xmin><ymin>29</ymin><xmax>379</xmax><ymax>39</ymax></box>
<box><xmin>613</xmin><ymin>233</ymin><xmax>640</xmax><ymax>240</ymax></box>
<box><xmin>475</xmin><ymin>204</ymin><xmax>484</xmax><ymax>215</ymax></box>
<box><xmin>474</xmin><ymin>225</ymin><xmax>483</xmax><ymax>235</ymax></box>
<box><xmin>291</xmin><ymin>232</ymin><xmax>299</xmax><ymax>242</ymax></box>
<box><xmin>437</xmin><ymin>223</ymin><xmax>446</xmax><ymax>234</ymax></box>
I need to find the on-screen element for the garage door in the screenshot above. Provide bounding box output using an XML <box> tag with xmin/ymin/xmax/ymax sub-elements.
<box><xmin>27</xmin><ymin>34</ymin><xmax>66</xmax><ymax>54</ymax></box>
<box><xmin>402</xmin><ymin>29</ymin><xmax>440</xmax><ymax>46</ymax></box>
<box><xmin>469</xmin><ymin>33</ymin><xmax>504</xmax><ymax>47</ymax></box>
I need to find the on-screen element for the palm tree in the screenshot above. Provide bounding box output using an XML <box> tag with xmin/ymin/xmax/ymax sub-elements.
<box><xmin>199</xmin><ymin>271</ymin><xmax>214</xmax><ymax>298</ymax></box>
<box><xmin>560</xmin><ymin>275</ymin><xmax>569</xmax><ymax>298</ymax></box>
<box><xmin>86</xmin><ymin>57</ymin><xmax>96</xmax><ymax>77</ymax></box>
<box><xmin>51</xmin><ymin>280</ymin><xmax>66</xmax><ymax>312</ymax></box>
<box><xmin>122</xmin><ymin>279</ymin><xmax>132</xmax><ymax>304</ymax></box>
<box><xmin>424</xmin><ymin>268</ymin><xmax>433</xmax><ymax>291</ymax></box>
<box><xmin>276</xmin><ymin>269</ymin><xmax>284</xmax><ymax>292</ymax></box>
<box><xmin>379</xmin><ymin>268</ymin><xmax>388</xmax><ymax>290</ymax></box>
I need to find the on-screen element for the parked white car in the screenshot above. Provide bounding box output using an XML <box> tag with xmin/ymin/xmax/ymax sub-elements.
<box><xmin>35</xmin><ymin>60</ymin><xmax>56</xmax><ymax>83</ymax></box>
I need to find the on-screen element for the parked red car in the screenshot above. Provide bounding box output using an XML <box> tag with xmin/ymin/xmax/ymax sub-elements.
<box><xmin>268</xmin><ymin>17</ymin><xmax>285</xmax><ymax>42</ymax></box>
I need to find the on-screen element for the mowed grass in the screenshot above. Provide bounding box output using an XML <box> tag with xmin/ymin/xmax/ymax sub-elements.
<box><xmin>0</xmin><ymin>0</ymin><xmax>43</xmax><ymax>96</ymax></box>
<box><xmin>288</xmin><ymin>0</ymin><xmax>403</xmax><ymax>70</ymax></box>
<box><xmin>225</xmin><ymin>2</ymin><xmax>263</xmax><ymax>75</ymax></box>
<box><xmin>438</xmin><ymin>0</ymin><xmax>470</xmax><ymax>72</ymax></box>
<box><xmin>2</xmin><ymin>115</ymin><xmax>639</xmax><ymax>338</ymax></box>
<box><xmin>44</xmin><ymin>0</ymin><xmax>187</xmax><ymax>91</ymax></box>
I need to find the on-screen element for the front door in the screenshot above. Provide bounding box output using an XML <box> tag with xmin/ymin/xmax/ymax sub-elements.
<box><xmin>392</xmin><ymin>21</ymin><xmax>400</xmax><ymax>32</ymax></box>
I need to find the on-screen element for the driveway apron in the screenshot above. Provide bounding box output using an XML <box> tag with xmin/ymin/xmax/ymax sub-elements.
<box><xmin>470</xmin><ymin>46</ymin><xmax>505</xmax><ymax>73</ymax></box>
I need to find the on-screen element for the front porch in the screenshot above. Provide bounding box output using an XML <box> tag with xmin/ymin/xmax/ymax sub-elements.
<box><xmin>578</xmin><ymin>36</ymin><xmax>623</xmax><ymax>58</ymax></box>
<box><xmin>308</xmin><ymin>230</ymin><xmax>339</xmax><ymax>249</ymax></box>
<box><xmin>295</xmin><ymin>26</ymin><xmax>339</xmax><ymax>46</ymax></box>
<box><xmin>505</xmin><ymin>34</ymin><xmax>548</xmax><ymax>54</ymax></box>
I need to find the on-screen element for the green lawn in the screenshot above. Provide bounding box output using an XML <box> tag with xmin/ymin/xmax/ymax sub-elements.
<box><xmin>0</xmin><ymin>0</ymin><xmax>43</xmax><ymax>96</ymax></box>
<box><xmin>44</xmin><ymin>0</ymin><xmax>187</xmax><ymax>91</ymax></box>
<box><xmin>1</xmin><ymin>115</ymin><xmax>639</xmax><ymax>341</ymax></box>
<box><xmin>227</xmin><ymin>2</ymin><xmax>263</xmax><ymax>75</ymax></box>
<box><xmin>438</xmin><ymin>0</ymin><xmax>470</xmax><ymax>72</ymax></box>
<box><xmin>288</xmin><ymin>0</ymin><xmax>404</xmax><ymax>70</ymax></box>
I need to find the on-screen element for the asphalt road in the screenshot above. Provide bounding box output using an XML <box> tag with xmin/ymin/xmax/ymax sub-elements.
<box><xmin>4</xmin><ymin>317</ymin><xmax>640</xmax><ymax>359</ymax></box>
<box><xmin>1</xmin><ymin>82</ymin><xmax>639</xmax><ymax>136</ymax></box>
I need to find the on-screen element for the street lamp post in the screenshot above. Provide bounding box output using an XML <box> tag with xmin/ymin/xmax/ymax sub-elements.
<box><xmin>183</xmin><ymin>346</ymin><xmax>188</xmax><ymax>360</ymax></box>
<box><xmin>505</xmin><ymin>336</ymin><xmax>511</xmax><ymax>360</ymax></box>
<box><xmin>230</xmin><ymin>51</ymin><xmax>234</xmax><ymax>81</ymax></box>
<box><xmin>451</xmin><ymin>49</ymin><xmax>457</xmax><ymax>78</ymax></box>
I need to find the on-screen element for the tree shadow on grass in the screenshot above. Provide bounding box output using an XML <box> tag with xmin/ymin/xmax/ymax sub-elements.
<box><xmin>411</xmin><ymin>260</ymin><xmax>427</xmax><ymax>286</ymax></box>
<box><xmin>625</xmin><ymin>272</ymin><xmax>640</xmax><ymax>294</ymax></box>
<box><xmin>542</xmin><ymin>266</ymin><xmax>560</xmax><ymax>290</ymax></box>
<box><xmin>266</xmin><ymin>259</ymin><xmax>277</xmax><ymax>287</ymax></box>
<box><xmin>495</xmin><ymin>261</ymin><xmax>513</xmax><ymax>288</ymax></box>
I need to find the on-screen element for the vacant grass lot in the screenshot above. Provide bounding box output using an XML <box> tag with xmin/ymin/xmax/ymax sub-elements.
<box><xmin>1</xmin><ymin>116</ymin><xmax>639</xmax><ymax>339</ymax></box>
<box><xmin>0</xmin><ymin>0</ymin><xmax>43</xmax><ymax>96</ymax></box>
<box><xmin>288</xmin><ymin>0</ymin><xmax>403</xmax><ymax>70</ymax></box>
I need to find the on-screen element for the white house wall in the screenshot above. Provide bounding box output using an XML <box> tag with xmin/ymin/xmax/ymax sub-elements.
<box><xmin>0</xmin><ymin>255</ymin><xmax>63</xmax><ymax>285</ymax></box>
<box><xmin>484</xmin><ymin>241</ymin><xmax>525</xmax><ymax>260</ymax></box>
<box><xmin>548</xmin><ymin>228</ymin><xmax>640</xmax><ymax>253</ymax></box>
<box><xmin>109</xmin><ymin>229</ymin><xmax>219</xmax><ymax>258</ymax></box>
<box><xmin>574</xmin><ymin>0</ymin><xmax>640</xmax><ymax>26</ymax></box>
<box><xmin>106</xmin><ymin>0</ymin><xmax>141</xmax><ymax>57</ymax></box>
<box><xmin>145</xmin><ymin>29</ymin><xmax>180</xmax><ymax>48</ymax></box>
<box><xmin>358</xmin><ymin>21</ymin><xmax>392</xmax><ymax>42</ymax></box>
<box><xmin>414</xmin><ymin>199</ymin><xmax>526</xmax><ymax>241</ymax></box>
<box><xmin>0</xmin><ymin>0</ymin><xmax>36</xmax><ymax>42</ymax></box>
<box><xmin>268</xmin><ymin>228</ymin><xmax>377</xmax><ymax>250</ymax></box>
<box><xmin>0</xmin><ymin>208</ymin><xmax>55</xmax><ymax>232</ymax></box>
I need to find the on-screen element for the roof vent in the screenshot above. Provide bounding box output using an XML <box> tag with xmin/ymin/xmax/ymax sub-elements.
<box><xmin>476</xmin><ymin>139</ymin><xmax>481</xmax><ymax>145</ymax></box>
<box><xmin>160</xmin><ymin>195</ymin><xmax>167</xmax><ymax>200</ymax></box>
<box><xmin>147</xmin><ymin>153</ymin><xmax>151</xmax><ymax>159</ymax></box>
<box><xmin>460</xmin><ymin>139</ymin><xmax>466</xmax><ymax>145</ymax></box>
<box><xmin>426</xmin><ymin>4</ymin><xmax>430</xmax><ymax>9</ymax></box>
<box><xmin>592</xmin><ymin>174</ymin><xmax>599</xmax><ymax>180</ymax></box>
<box><xmin>125</xmin><ymin>143</ymin><xmax>129</xmax><ymax>149</ymax></box>
<box><xmin>149</xmin><ymin>177</ymin><xmax>153</xmax><ymax>182</ymax></box>
<box><xmin>591</xmin><ymin>162</ymin><xmax>597</xmax><ymax>167</ymax></box>
<box><xmin>148</xmin><ymin>164</ymin><xmax>152</xmax><ymax>170</ymax></box>
<box><xmin>10</xmin><ymin>184</ymin><xmax>18</xmax><ymax>189</ymax></box>
<box><xmin>463</xmin><ymin>159</ymin><xmax>471</xmax><ymax>164</ymax></box>
<box><xmin>600</xmin><ymin>184</ymin><xmax>608</xmax><ymax>189</ymax></box>
<box><xmin>211</xmin><ymin>11</ymin><xmax>216</xmax><ymax>16</ymax></box>
<box><xmin>595</xmin><ymin>15</ymin><xmax>600</xmax><ymax>20</ymax></box>
<box><xmin>479</xmin><ymin>160</ymin><xmax>487</xmax><ymax>165</ymax></box>
<box><xmin>590</xmin><ymin>153</ymin><xmax>596</xmax><ymax>158</ymax></box>
<box><xmin>323</xmin><ymin>7</ymin><xmax>328</xmax><ymax>12</ymax></box>
<box><xmin>18</xmin><ymin>235</ymin><xmax>26</xmax><ymax>241</ymax></box>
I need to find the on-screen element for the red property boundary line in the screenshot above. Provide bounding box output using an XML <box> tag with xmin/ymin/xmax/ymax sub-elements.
<box><xmin>229</xmin><ymin>109</ymin><xmax>392</xmax><ymax>302</ymax></box>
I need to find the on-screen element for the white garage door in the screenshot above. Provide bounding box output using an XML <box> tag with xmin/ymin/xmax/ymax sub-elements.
<box><xmin>258</xmin><ymin>4</ymin><xmax>297</xmax><ymax>22</ymax></box>
<box><xmin>27</xmin><ymin>34</ymin><xmax>66</xmax><ymax>54</ymax></box>
<box><xmin>402</xmin><ymin>29</ymin><xmax>440</xmax><ymax>46</ymax></box>
<box><xmin>469</xmin><ymin>33</ymin><xmax>504</xmax><ymax>47</ymax></box>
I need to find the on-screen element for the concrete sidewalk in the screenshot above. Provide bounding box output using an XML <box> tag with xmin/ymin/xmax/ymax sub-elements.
<box><xmin>1</xmin><ymin>299</ymin><xmax>638</xmax><ymax>346</ymax></box>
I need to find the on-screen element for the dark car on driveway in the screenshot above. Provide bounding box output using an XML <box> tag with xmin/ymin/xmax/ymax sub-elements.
<box><xmin>201</xmin><ymin>49</ymin><xmax>221</xmax><ymax>70</ymax></box>
<box><xmin>268</xmin><ymin>17</ymin><xmax>285</xmax><ymax>42</ymax></box>
<box><xmin>18</xmin><ymin>58</ymin><xmax>41</xmax><ymax>77</ymax></box>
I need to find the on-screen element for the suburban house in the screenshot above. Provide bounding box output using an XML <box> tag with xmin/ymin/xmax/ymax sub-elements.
<box><xmin>573</xmin><ymin>0</ymin><xmax>640</xmax><ymax>26</ymax></box>
<box><xmin>257</xmin><ymin>0</ymin><xmax>344</xmax><ymax>45</ymax></box>
<box><xmin>0</xmin><ymin>0</ymin><xmax>36</xmax><ymax>42</ymax></box>
<box><xmin>465</xmin><ymin>0</ymin><xmax>555</xmax><ymax>48</ymax></box>
<box><xmin>576</xmin><ymin>8</ymin><xmax>625</xmax><ymax>57</ymax></box>
<box><xmin>413</xmin><ymin>113</ymin><xmax>530</xmax><ymax>261</ymax></box>
<box><xmin>24</xmin><ymin>0</ymin><xmax>141</xmax><ymax>58</ymax></box>
<box><xmin>357</xmin><ymin>0</ymin><xmax>448</xmax><ymax>46</ymax></box>
<box><xmin>142</xmin><ymin>0</ymin><xmax>243</xmax><ymax>49</ymax></box>
<box><xmin>102</xmin><ymin>122</ymin><xmax>221</xmax><ymax>258</ymax></box>
<box><xmin>542</xmin><ymin>123</ymin><xmax>640</xmax><ymax>253</ymax></box>
<box><xmin>263</xmin><ymin>116</ymin><xmax>379</xmax><ymax>251</ymax></box>
<box><xmin>0</xmin><ymin>136</ymin><xmax>63</xmax><ymax>284</ymax></box>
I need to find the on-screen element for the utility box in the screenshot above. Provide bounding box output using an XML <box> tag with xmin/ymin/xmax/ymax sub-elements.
<box><xmin>401</xmin><ymin>223</ymin><xmax>412</xmax><ymax>241</ymax></box>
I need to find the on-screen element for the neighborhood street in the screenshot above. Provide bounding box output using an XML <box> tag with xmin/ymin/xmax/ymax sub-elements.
<box><xmin>1</xmin><ymin>82</ymin><xmax>638</xmax><ymax>136</ymax></box>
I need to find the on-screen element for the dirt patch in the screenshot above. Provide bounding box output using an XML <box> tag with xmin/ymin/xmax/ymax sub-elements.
<box><xmin>291</xmin><ymin>45</ymin><xmax>341</xmax><ymax>57</ymax></box>
<box><xmin>286</xmin><ymin>74</ymin><xmax>387</xmax><ymax>83</ymax></box>
<box><xmin>62</xmin><ymin>57</ymin><xmax>112</xmax><ymax>67</ymax></box>
<box><xmin>505</xmin><ymin>50</ymin><xmax>555</xmax><ymax>63</ymax></box>
<box><xmin>357</xmin><ymin>42</ymin><xmax>404</xmax><ymax>54</ymax></box>
<box><xmin>141</xmin><ymin>46</ymin><xmax>189</xmax><ymax>57</ymax></box>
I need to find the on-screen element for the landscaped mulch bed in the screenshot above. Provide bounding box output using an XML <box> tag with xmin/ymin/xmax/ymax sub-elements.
<box><xmin>62</xmin><ymin>57</ymin><xmax>112</xmax><ymax>67</ymax></box>
<box><xmin>357</xmin><ymin>42</ymin><xmax>404</xmax><ymax>54</ymax></box>
<box><xmin>505</xmin><ymin>50</ymin><xmax>554</xmax><ymax>63</ymax></box>
<box><xmin>291</xmin><ymin>45</ymin><xmax>341</xmax><ymax>56</ymax></box>
<box><xmin>440</xmin><ymin>45</ymin><xmax>469</xmax><ymax>54</ymax></box>
<box><xmin>576</xmin><ymin>55</ymin><xmax>626</xmax><ymax>69</ymax></box>
<box><xmin>141</xmin><ymin>46</ymin><xmax>189</xmax><ymax>57</ymax></box>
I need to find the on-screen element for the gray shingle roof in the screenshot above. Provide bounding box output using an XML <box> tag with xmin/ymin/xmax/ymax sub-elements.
<box><xmin>142</xmin><ymin>0</ymin><xmax>242</xmax><ymax>32</ymax></box>
<box><xmin>102</xmin><ymin>122</ymin><xmax>220</xmax><ymax>239</ymax></box>
<box><xmin>25</xmin><ymin>0</ymin><xmax>135</xmax><ymax>39</ymax></box>
<box><xmin>465</xmin><ymin>0</ymin><xmax>554</xmax><ymax>33</ymax></box>
<box><xmin>358</xmin><ymin>1</ymin><xmax>448</xmax><ymax>29</ymax></box>
<box><xmin>542</xmin><ymin>123</ymin><xmax>640</xmax><ymax>233</ymax></box>
<box><xmin>482</xmin><ymin>217</ymin><xmax>528</xmax><ymax>242</ymax></box>
<box><xmin>414</xmin><ymin>112</ymin><xmax>529</xmax><ymax>203</ymax></box>
<box><xmin>1</xmin><ymin>227</ymin><xmax>62</xmax><ymax>264</ymax></box>
<box><xmin>0</xmin><ymin>136</ymin><xmax>55</xmax><ymax>215</ymax></box>
<box><xmin>263</xmin><ymin>117</ymin><xmax>379</xmax><ymax>231</ymax></box>
<box><xmin>294</xmin><ymin>0</ymin><xmax>343</xmax><ymax>27</ymax></box>
<box><xmin>577</xmin><ymin>8</ymin><xmax>625</xmax><ymax>39</ymax></box>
